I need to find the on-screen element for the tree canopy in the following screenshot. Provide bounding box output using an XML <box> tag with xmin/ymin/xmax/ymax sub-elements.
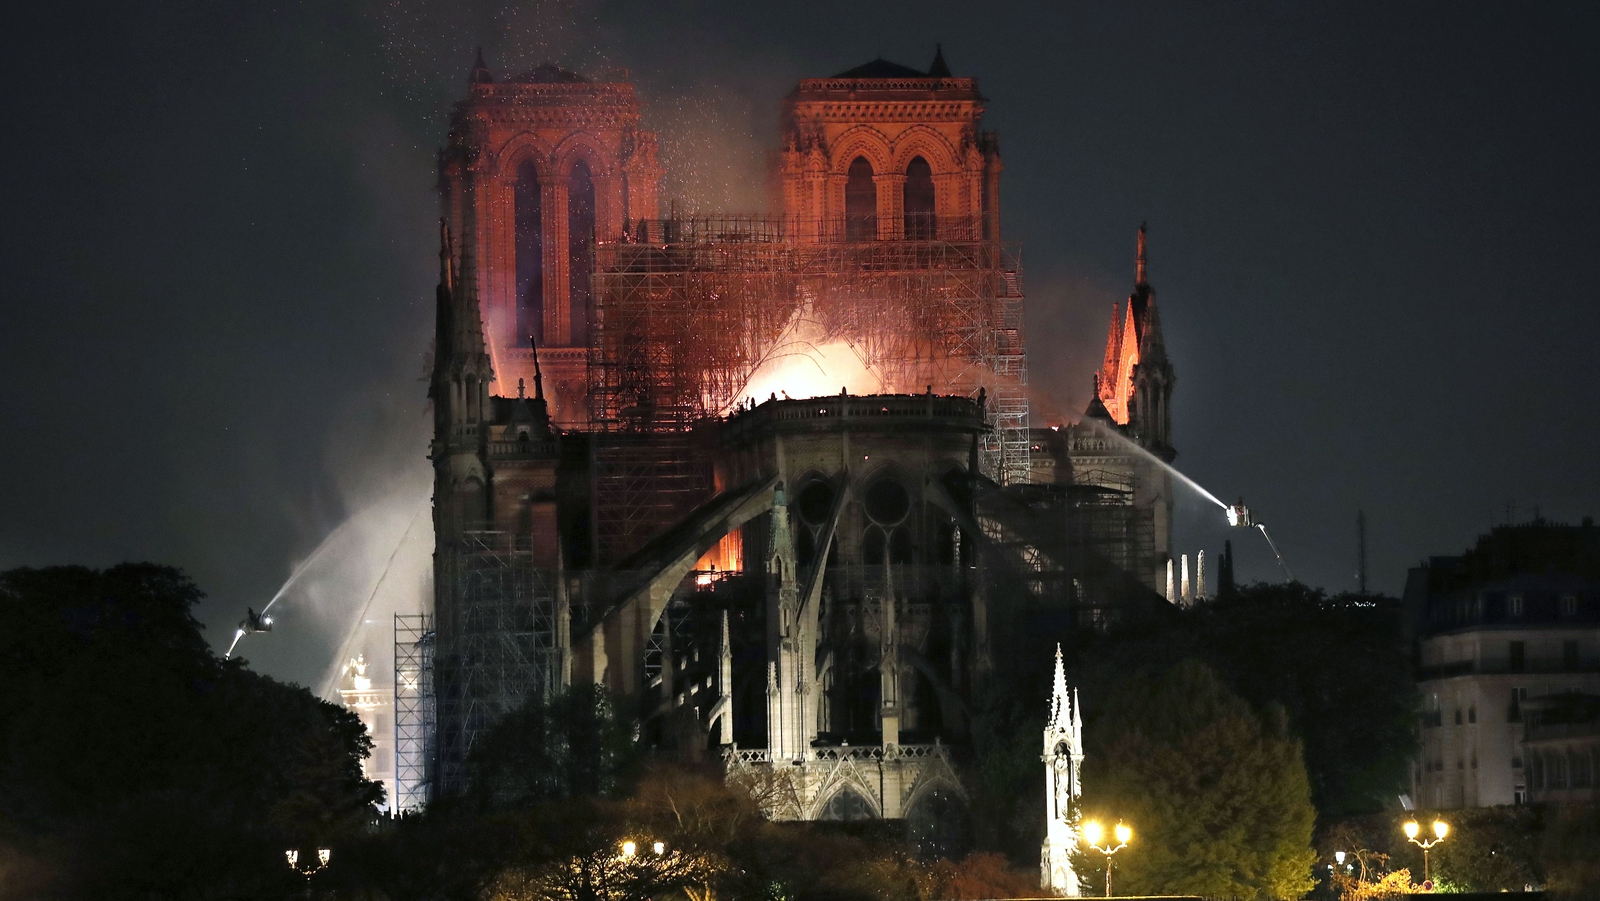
<box><xmin>0</xmin><ymin>564</ymin><xmax>381</xmax><ymax>900</ymax></box>
<box><xmin>1075</xmin><ymin>658</ymin><xmax>1318</xmax><ymax>899</ymax></box>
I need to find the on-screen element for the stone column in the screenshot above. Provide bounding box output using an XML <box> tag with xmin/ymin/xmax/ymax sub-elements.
<box><xmin>874</xmin><ymin>173</ymin><xmax>906</xmax><ymax>240</ymax></box>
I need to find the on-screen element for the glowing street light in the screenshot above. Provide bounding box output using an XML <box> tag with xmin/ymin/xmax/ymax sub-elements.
<box><xmin>285</xmin><ymin>848</ymin><xmax>330</xmax><ymax>898</ymax></box>
<box><xmin>621</xmin><ymin>841</ymin><xmax>638</xmax><ymax>859</ymax></box>
<box><xmin>1082</xmin><ymin>820</ymin><xmax>1132</xmax><ymax>898</ymax></box>
<box><xmin>1403</xmin><ymin>819</ymin><xmax>1449</xmax><ymax>887</ymax></box>
<box><xmin>653</xmin><ymin>841</ymin><xmax>665</xmax><ymax>855</ymax></box>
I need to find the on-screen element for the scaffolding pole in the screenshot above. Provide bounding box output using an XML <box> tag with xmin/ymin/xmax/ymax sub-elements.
<box><xmin>393</xmin><ymin>612</ymin><xmax>434</xmax><ymax>812</ymax></box>
<box><xmin>433</xmin><ymin>531</ymin><xmax>560</xmax><ymax>796</ymax></box>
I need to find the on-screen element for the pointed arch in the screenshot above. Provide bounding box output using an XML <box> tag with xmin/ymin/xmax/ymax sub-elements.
<box><xmin>889</xmin><ymin>124</ymin><xmax>962</xmax><ymax>176</ymax></box>
<box><xmin>828</xmin><ymin>126</ymin><xmax>894</xmax><ymax>175</ymax></box>
<box><xmin>491</xmin><ymin>133</ymin><xmax>557</xmax><ymax>180</ymax></box>
<box><xmin>553</xmin><ymin>132</ymin><xmax>617</xmax><ymax>178</ymax></box>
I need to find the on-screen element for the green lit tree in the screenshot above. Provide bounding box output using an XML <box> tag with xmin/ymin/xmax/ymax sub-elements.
<box><xmin>1075</xmin><ymin>658</ymin><xmax>1317</xmax><ymax>899</ymax></box>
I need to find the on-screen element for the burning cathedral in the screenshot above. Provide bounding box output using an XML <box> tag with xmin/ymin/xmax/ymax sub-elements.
<box><xmin>395</xmin><ymin>47</ymin><xmax>1179</xmax><ymax>860</ymax></box>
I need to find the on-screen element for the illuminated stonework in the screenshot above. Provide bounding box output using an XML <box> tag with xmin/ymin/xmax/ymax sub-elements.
<box><xmin>440</xmin><ymin>54</ymin><xmax>663</xmax><ymax>425</ymax></box>
<box><xmin>777</xmin><ymin>48</ymin><xmax>1001</xmax><ymax>243</ymax></box>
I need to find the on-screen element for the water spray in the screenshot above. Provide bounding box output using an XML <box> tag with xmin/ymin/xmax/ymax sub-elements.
<box><xmin>1086</xmin><ymin>421</ymin><xmax>1294</xmax><ymax>583</ymax></box>
<box><xmin>318</xmin><ymin>503</ymin><xmax>429</xmax><ymax>699</ymax></box>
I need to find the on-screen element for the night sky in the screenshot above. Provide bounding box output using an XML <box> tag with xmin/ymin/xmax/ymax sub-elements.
<box><xmin>4</xmin><ymin>1</ymin><xmax>1598</xmax><ymax>689</ymax></box>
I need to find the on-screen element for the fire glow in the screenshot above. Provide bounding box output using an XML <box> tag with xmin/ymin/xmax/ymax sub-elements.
<box><xmin>732</xmin><ymin>340</ymin><xmax>884</xmax><ymax>410</ymax></box>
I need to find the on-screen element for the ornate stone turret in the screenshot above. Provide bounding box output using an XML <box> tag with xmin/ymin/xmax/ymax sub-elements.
<box><xmin>1041</xmin><ymin>644</ymin><xmax>1084</xmax><ymax>896</ymax></box>
<box><xmin>430</xmin><ymin>221</ymin><xmax>495</xmax><ymax>541</ymax></box>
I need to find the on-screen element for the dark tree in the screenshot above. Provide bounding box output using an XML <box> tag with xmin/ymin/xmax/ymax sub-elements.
<box><xmin>1075</xmin><ymin>659</ymin><xmax>1317</xmax><ymax>899</ymax></box>
<box><xmin>0</xmin><ymin>564</ymin><xmax>381</xmax><ymax>900</ymax></box>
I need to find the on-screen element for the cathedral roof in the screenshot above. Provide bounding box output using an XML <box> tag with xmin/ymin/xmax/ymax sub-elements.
<box><xmin>509</xmin><ymin>63</ymin><xmax>588</xmax><ymax>84</ymax></box>
<box><xmin>831</xmin><ymin>57</ymin><xmax>929</xmax><ymax>79</ymax></box>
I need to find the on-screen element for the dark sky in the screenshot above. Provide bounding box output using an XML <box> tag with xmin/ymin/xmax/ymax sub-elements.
<box><xmin>4</xmin><ymin>1</ymin><xmax>1598</xmax><ymax>688</ymax></box>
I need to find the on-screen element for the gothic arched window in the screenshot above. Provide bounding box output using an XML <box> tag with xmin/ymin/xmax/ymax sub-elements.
<box><xmin>568</xmin><ymin>160</ymin><xmax>597</xmax><ymax>345</ymax></box>
<box><xmin>845</xmin><ymin>156</ymin><xmax>876</xmax><ymax>241</ymax></box>
<box><xmin>819</xmin><ymin>788</ymin><xmax>874</xmax><ymax>821</ymax></box>
<box><xmin>904</xmin><ymin>156</ymin><xmax>936</xmax><ymax>239</ymax></box>
<box><xmin>514</xmin><ymin>160</ymin><xmax>544</xmax><ymax>344</ymax></box>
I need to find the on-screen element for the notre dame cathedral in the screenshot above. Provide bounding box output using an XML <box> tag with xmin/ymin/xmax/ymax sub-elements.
<box><xmin>399</xmin><ymin>46</ymin><xmax>1179</xmax><ymax>851</ymax></box>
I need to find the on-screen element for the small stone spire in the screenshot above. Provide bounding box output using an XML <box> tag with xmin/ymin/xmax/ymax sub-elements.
<box><xmin>451</xmin><ymin>231</ymin><xmax>492</xmax><ymax>377</ymax></box>
<box><xmin>530</xmin><ymin>334</ymin><xmax>545</xmax><ymax>401</ymax></box>
<box><xmin>1136</xmin><ymin>221</ymin><xmax>1148</xmax><ymax>287</ymax></box>
<box><xmin>1048</xmin><ymin>643</ymin><xmax>1070</xmax><ymax>728</ymax></box>
<box><xmin>929</xmin><ymin>43</ymin><xmax>951</xmax><ymax>77</ymax></box>
<box><xmin>470</xmin><ymin>46</ymin><xmax>494</xmax><ymax>84</ymax></box>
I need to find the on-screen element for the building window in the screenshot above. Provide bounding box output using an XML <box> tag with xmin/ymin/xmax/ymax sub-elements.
<box><xmin>1562</xmin><ymin>595</ymin><xmax>1579</xmax><ymax>617</ymax></box>
<box><xmin>514</xmin><ymin>160</ymin><xmax>545</xmax><ymax>344</ymax></box>
<box><xmin>1509</xmin><ymin>594</ymin><xmax>1525</xmax><ymax>618</ymax></box>
<box><xmin>1510</xmin><ymin>641</ymin><xmax>1526</xmax><ymax>673</ymax></box>
<box><xmin>903</xmin><ymin>156</ymin><xmax>936</xmax><ymax>239</ymax></box>
<box><xmin>1468</xmin><ymin>705</ymin><xmax>1477</xmax><ymax>723</ymax></box>
<box><xmin>1454</xmin><ymin>708</ymin><xmax>1463</xmax><ymax>725</ymax></box>
<box><xmin>1565</xmin><ymin>640</ymin><xmax>1581</xmax><ymax>670</ymax></box>
<box><xmin>844</xmin><ymin>156</ymin><xmax>876</xmax><ymax>241</ymax></box>
<box><xmin>1515</xmin><ymin>784</ymin><xmax>1527</xmax><ymax>805</ymax></box>
<box><xmin>568</xmin><ymin>160</ymin><xmax>596</xmax><ymax>345</ymax></box>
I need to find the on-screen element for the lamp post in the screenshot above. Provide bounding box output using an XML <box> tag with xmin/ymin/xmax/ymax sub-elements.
<box><xmin>285</xmin><ymin>848</ymin><xmax>330</xmax><ymax>899</ymax></box>
<box><xmin>1082</xmin><ymin>820</ymin><xmax>1132</xmax><ymax>898</ymax></box>
<box><xmin>1403</xmin><ymin>819</ymin><xmax>1449</xmax><ymax>888</ymax></box>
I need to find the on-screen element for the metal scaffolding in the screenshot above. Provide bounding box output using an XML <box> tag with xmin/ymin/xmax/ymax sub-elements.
<box><xmin>432</xmin><ymin>530</ymin><xmax>561</xmax><ymax>796</ymax></box>
<box><xmin>589</xmin><ymin>216</ymin><xmax>1030</xmax><ymax>487</ymax></box>
<box><xmin>393</xmin><ymin>612</ymin><xmax>434</xmax><ymax>812</ymax></box>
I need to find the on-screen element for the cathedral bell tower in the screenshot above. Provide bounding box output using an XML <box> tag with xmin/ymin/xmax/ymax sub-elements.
<box><xmin>440</xmin><ymin>51</ymin><xmax>663</xmax><ymax>426</ymax></box>
<box><xmin>1040</xmin><ymin>644</ymin><xmax>1084</xmax><ymax>896</ymax></box>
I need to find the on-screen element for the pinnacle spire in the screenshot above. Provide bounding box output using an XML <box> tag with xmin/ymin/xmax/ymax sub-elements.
<box><xmin>1049</xmin><ymin>642</ymin><xmax>1070</xmax><ymax>728</ymax></box>
<box><xmin>530</xmin><ymin>334</ymin><xmax>545</xmax><ymax>401</ymax></box>
<box><xmin>448</xmin><ymin>232</ymin><xmax>493</xmax><ymax>379</ymax></box>
<box><xmin>929</xmin><ymin>43</ymin><xmax>951</xmax><ymax>78</ymax></box>
<box><xmin>1136</xmin><ymin>221</ymin><xmax>1148</xmax><ymax>287</ymax></box>
<box><xmin>470</xmin><ymin>46</ymin><xmax>494</xmax><ymax>84</ymax></box>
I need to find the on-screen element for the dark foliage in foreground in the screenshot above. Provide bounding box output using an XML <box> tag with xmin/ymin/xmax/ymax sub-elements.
<box><xmin>0</xmin><ymin>564</ymin><xmax>381</xmax><ymax>901</ymax></box>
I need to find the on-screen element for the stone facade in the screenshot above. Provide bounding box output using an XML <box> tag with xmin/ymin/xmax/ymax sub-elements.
<box><xmin>776</xmin><ymin>49</ymin><xmax>1001</xmax><ymax>243</ymax></box>
<box><xmin>1406</xmin><ymin>519</ymin><xmax>1600</xmax><ymax>808</ymax></box>
<box><xmin>440</xmin><ymin>56</ymin><xmax>662</xmax><ymax>425</ymax></box>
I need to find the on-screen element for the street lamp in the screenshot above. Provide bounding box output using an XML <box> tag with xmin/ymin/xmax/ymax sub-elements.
<box><xmin>621</xmin><ymin>841</ymin><xmax>638</xmax><ymax>859</ymax></box>
<box><xmin>285</xmin><ymin>848</ymin><xmax>330</xmax><ymax>898</ymax></box>
<box><xmin>1082</xmin><ymin>820</ymin><xmax>1132</xmax><ymax>898</ymax></box>
<box><xmin>1403</xmin><ymin>819</ymin><xmax>1449</xmax><ymax>887</ymax></box>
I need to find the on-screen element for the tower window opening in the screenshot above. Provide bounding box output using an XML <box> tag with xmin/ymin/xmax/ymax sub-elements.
<box><xmin>904</xmin><ymin>156</ymin><xmax>936</xmax><ymax>239</ymax></box>
<box><xmin>514</xmin><ymin>160</ymin><xmax>544</xmax><ymax>345</ymax></box>
<box><xmin>845</xmin><ymin>156</ymin><xmax>876</xmax><ymax>241</ymax></box>
<box><xmin>568</xmin><ymin>160</ymin><xmax>596</xmax><ymax>345</ymax></box>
